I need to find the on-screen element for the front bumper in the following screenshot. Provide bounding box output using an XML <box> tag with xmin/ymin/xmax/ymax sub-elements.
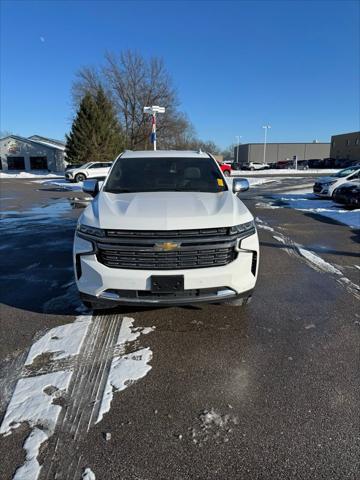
<box><xmin>74</xmin><ymin>232</ymin><xmax>259</xmax><ymax>306</ymax></box>
<box><xmin>79</xmin><ymin>287</ymin><xmax>254</xmax><ymax>308</ymax></box>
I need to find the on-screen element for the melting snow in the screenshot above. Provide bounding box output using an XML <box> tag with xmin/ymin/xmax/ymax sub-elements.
<box><xmin>26</xmin><ymin>316</ymin><xmax>91</xmax><ymax>365</ymax></box>
<box><xmin>82</xmin><ymin>467</ymin><xmax>96</xmax><ymax>479</ymax></box>
<box><xmin>0</xmin><ymin>371</ymin><xmax>72</xmax><ymax>479</ymax></box>
<box><xmin>270</xmin><ymin>192</ymin><xmax>360</xmax><ymax>229</ymax></box>
<box><xmin>96</xmin><ymin>318</ymin><xmax>154</xmax><ymax>423</ymax></box>
<box><xmin>13</xmin><ymin>427</ymin><xmax>48</xmax><ymax>480</ymax></box>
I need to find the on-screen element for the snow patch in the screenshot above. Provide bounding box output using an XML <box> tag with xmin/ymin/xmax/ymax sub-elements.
<box><xmin>191</xmin><ymin>408</ymin><xmax>238</xmax><ymax>445</ymax></box>
<box><xmin>232</xmin><ymin>169</ymin><xmax>340</xmax><ymax>176</ymax></box>
<box><xmin>36</xmin><ymin>179</ymin><xmax>83</xmax><ymax>191</ymax></box>
<box><xmin>97</xmin><ymin>348</ymin><xmax>152</xmax><ymax>424</ymax></box>
<box><xmin>0</xmin><ymin>371</ymin><xmax>72</xmax><ymax>435</ymax></box>
<box><xmin>297</xmin><ymin>247</ymin><xmax>343</xmax><ymax>275</ymax></box>
<box><xmin>82</xmin><ymin>467</ymin><xmax>96</xmax><ymax>479</ymax></box>
<box><xmin>257</xmin><ymin>224</ymin><xmax>274</xmax><ymax>232</ymax></box>
<box><xmin>0</xmin><ymin>171</ymin><xmax>63</xmax><ymax>179</ymax></box>
<box><xmin>0</xmin><ymin>371</ymin><xmax>72</xmax><ymax>479</ymax></box>
<box><xmin>270</xmin><ymin>192</ymin><xmax>360</xmax><ymax>229</ymax></box>
<box><xmin>13</xmin><ymin>427</ymin><xmax>48</xmax><ymax>480</ymax></box>
<box><xmin>26</xmin><ymin>316</ymin><xmax>91</xmax><ymax>365</ymax></box>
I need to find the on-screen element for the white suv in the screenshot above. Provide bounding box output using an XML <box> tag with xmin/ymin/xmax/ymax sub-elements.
<box><xmin>313</xmin><ymin>165</ymin><xmax>360</xmax><ymax>197</ymax></box>
<box><xmin>65</xmin><ymin>162</ymin><xmax>112</xmax><ymax>183</ymax></box>
<box><xmin>74</xmin><ymin>150</ymin><xmax>259</xmax><ymax>309</ymax></box>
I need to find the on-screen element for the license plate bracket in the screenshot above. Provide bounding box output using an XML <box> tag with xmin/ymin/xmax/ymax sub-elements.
<box><xmin>151</xmin><ymin>275</ymin><xmax>184</xmax><ymax>293</ymax></box>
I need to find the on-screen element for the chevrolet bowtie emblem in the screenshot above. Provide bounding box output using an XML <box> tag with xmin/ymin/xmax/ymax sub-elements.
<box><xmin>155</xmin><ymin>241</ymin><xmax>181</xmax><ymax>251</ymax></box>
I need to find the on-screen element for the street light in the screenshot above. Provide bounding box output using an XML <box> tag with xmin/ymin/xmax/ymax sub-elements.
<box><xmin>262</xmin><ymin>125</ymin><xmax>271</xmax><ymax>164</ymax></box>
<box><xmin>143</xmin><ymin>106</ymin><xmax>166</xmax><ymax>151</ymax></box>
<box><xmin>235</xmin><ymin>135</ymin><xmax>242</xmax><ymax>164</ymax></box>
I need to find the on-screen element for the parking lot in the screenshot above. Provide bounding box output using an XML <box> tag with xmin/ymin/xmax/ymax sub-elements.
<box><xmin>0</xmin><ymin>177</ymin><xmax>359</xmax><ymax>480</ymax></box>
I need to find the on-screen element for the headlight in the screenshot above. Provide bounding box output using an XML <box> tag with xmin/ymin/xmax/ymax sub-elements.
<box><xmin>77</xmin><ymin>224</ymin><xmax>105</xmax><ymax>238</ymax></box>
<box><xmin>230</xmin><ymin>220</ymin><xmax>256</xmax><ymax>236</ymax></box>
<box><xmin>322</xmin><ymin>180</ymin><xmax>337</xmax><ymax>187</ymax></box>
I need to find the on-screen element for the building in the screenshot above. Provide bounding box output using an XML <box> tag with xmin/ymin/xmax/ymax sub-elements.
<box><xmin>234</xmin><ymin>142</ymin><xmax>330</xmax><ymax>166</ymax></box>
<box><xmin>330</xmin><ymin>131</ymin><xmax>360</xmax><ymax>163</ymax></box>
<box><xmin>0</xmin><ymin>135</ymin><xmax>66</xmax><ymax>172</ymax></box>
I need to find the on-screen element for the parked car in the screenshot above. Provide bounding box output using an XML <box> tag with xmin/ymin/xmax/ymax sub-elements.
<box><xmin>219</xmin><ymin>162</ymin><xmax>232</xmax><ymax>176</ymax></box>
<box><xmin>313</xmin><ymin>165</ymin><xmax>360</xmax><ymax>197</ymax></box>
<box><xmin>65</xmin><ymin>162</ymin><xmax>113</xmax><ymax>183</ymax></box>
<box><xmin>275</xmin><ymin>160</ymin><xmax>293</xmax><ymax>169</ymax></box>
<box><xmin>332</xmin><ymin>181</ymin><xmax>360</xmax><ymax>207</ymax></box>
<box><xmin>65</xmin><ymin>163</ymin><xmax>80</xmax><ymax>171</ymax></box>
<box><xmin>242</xmin><ymin>162</ymin><xmax>270</xmax><ymax>171</ymax></box>
<box><xmin>74</xmin><ymin>150</ymin><xmax>259</xmax><ymax>310</ymax></box>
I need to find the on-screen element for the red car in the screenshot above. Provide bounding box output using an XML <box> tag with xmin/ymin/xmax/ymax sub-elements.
<box><xmin>219</xmin><ymin>163</ymin><xmax>231</xmax><ymax>176</ymax></box>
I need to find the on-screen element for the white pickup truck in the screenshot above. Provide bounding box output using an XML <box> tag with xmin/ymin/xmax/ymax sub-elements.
<box><xmin>73</xmin><ymin>150</ymin><xmax>259</xmax><ymax>309</ymax></box>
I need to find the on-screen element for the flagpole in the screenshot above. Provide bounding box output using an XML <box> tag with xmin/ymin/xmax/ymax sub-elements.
<box><xmin>144</xmin><ymin>106</ymin><xmax>165</xmax><ymax>150</ymax></box>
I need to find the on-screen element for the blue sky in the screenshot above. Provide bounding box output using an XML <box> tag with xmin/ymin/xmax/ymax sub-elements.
<box><xmin>1</xmin><ymin>0</ymin><xmax>359</xmax><ymax>148</ymax></box>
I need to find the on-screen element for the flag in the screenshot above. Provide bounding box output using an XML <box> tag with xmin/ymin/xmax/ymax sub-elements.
<box><xmin>150</xmin><ymin>114</ymin><xmax>156</xmax><ymax>143</ymax></box>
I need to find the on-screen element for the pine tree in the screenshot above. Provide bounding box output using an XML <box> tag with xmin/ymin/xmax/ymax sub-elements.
<box><xmin>66</xmin><ymin>88</ymin><xmax>124</xmax><ymax>165</ymax></box>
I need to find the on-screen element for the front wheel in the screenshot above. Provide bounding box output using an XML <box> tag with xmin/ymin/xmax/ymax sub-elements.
<box><xmin>75</xmin><ymin>173</ymin><xmax>86</xmax><ymax>183</ymax></box>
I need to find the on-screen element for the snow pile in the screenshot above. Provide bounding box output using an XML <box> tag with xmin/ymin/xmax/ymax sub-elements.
<box><xmin>0</xmin><ymin>171</ymin><xmax>63</xmax><ymax>179</ymax></box>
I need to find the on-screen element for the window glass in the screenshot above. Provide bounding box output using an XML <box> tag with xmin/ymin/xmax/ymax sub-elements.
<box><xmin>105</xmin><ymin>157</ymin><xmax>227</xmax><ymax>194</ymax></box>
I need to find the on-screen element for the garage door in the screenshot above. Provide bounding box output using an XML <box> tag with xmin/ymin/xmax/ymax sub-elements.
<box><xmin>30</xmin><ymin>156</ymin><xmax>48</xmax><ymax>170</ymax></box>
<box><xmin>7</xmin><ymin>157</ymin><xmax>25</xmax><ymax>170</ymax></box>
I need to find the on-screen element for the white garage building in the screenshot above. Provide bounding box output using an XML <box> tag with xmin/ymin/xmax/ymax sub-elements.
<box><xmin>0</xmin><ymin>135</ymin><xmax>67</xmax><ymax>172</ymax></box>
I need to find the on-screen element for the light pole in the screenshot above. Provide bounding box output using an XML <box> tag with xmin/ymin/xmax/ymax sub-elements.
<box><xmin>262</xmin><ymin>125</ymin><xmax>271</xmax><ymax>164</ymax></box>
<box><xmin>235</xmin><ymin>135</ymin><xmax>242</xmax><ymax>164</ymax></box>
<box><xmin>143</xmin><ymin>106</ymin><xmax>166</xmax><ymax>151</ymax></box>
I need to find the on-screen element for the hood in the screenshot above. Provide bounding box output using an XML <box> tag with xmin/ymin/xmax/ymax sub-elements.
<box><xmin>315</xmin><ymin>176</ymin><xmax>337</xmax><ymax>184</ymax></box>
<box><xmin>80</xmin><ymin>191</ymin><xmax>253</xmax><ymax>230</ymax></box>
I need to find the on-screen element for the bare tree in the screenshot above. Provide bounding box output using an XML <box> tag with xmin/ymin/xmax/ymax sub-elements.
<box><xmin>73</xmin><ymin>51</ymin><xmax>189</xmax><ymax>149</ymax></box>
<box><xmin>72</xmin><ymin>50</ymin><xmax>220</xmax><ymax>152</ymax></box>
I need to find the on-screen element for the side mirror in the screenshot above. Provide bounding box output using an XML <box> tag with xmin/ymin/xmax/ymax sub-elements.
<box><xmin>233</xmin><ymin>178</ymin><xmax>249</xmax><ymax>193</ymax></box>
<box><xmin>82</xmin><ymin>179</ymin><xmax>99</xmax><ymax>198</ymax></box>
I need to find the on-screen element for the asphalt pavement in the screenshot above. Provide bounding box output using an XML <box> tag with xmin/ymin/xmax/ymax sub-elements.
<box><xmin>0</xmin><ymin>177</ymin><xmax>359</xmax><ymax>480</ymax></box>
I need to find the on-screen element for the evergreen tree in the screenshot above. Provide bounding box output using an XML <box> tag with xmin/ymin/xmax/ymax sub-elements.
<box><xmin>66</xmin><ymin>87</ymin><xmax>124</xmax><ymax>165</ymax></box>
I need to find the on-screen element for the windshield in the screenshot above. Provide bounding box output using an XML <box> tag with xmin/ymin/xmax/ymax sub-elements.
<box><xmin>332</xmin><ymin>167</ymin><xmax>359</xmax><ymax>178</ymax></box>
<box><xmin>104</xmin><ymin>157</ymin><xmax>228</xmax><ymax>194</ymax></box>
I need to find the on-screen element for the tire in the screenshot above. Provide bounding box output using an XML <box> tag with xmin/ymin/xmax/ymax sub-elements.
<box><xmin>75</xmin><ymin>173</ymin><xmax>86</xmax><ymax>183</ymax></box>
<box><xmin>250</xmin><ymin>167</ymin><xmax>255</xmax><ymax>171</ymax></box>
<box><xmin>223</xmin><ymin>170</ymin><xmax>230</xmax><ymax>177</ymax></box>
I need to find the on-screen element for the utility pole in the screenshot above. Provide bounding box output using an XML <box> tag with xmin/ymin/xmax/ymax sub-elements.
<box><xmin>143</xmin><ymin>106</ymin><xmax>166</xmax><ymax>151</ymax></box>
<box><xmin>262</xmin><ymin>125</ymin><xmax>271</xmax><ymax>164</ymax></box>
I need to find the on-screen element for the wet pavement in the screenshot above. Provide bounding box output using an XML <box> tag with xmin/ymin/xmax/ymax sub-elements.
<box><xmin>0</xmin><ymin>177</ymin><xmax>359</xmax><ymax>480</ymax></box>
